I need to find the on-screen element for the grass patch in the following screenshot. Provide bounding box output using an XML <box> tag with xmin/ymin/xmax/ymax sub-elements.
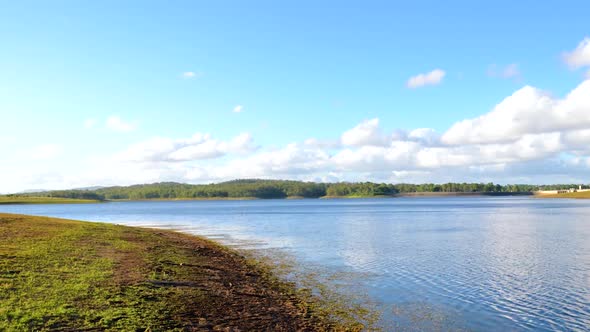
<box><xmin>536</xmin><ymin>191</ymin><xmax>590</xmax><ymax>199</ymax></box>
<box><xmin>0</xmin><ymin>213</ymin><xmax>371</xmax><ymax>331</ymax></box>
<box><xmin>0</xmin><ymin>196</ymin><xmax>100</xmax><ymax>205</ymax></box>
<box><xmin>0</xmin><ymin>214</ymin><xmax>187</xmax><ymax>330</ymax></box>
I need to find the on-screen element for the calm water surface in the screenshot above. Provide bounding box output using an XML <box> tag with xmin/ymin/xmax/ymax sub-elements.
<box><xmin>2</xmin><ymin>197</ymin><xmax>589</xmax><ymax>331</ymax></box>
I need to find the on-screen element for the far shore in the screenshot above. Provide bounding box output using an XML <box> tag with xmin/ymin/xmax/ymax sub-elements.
<box><xmin>0</xmin><ymin>192</ymin><xmax>542</xmax><ymax>205</ymax></box>
<box><xmin>5</xmin><ymin>180</ymin><xmax>589</xmax><ymax>205</ymax></box>
<box><xmin>8</xmin><ymin>191</ymin><xmax>590</xmax><ymax>206</ymax></box>
<box><xmin>111</xmin><ymin>191</ymin><xmax>535</xmax><ymax>200</ymax></box>
<box><xmin>108</xmin><ymin>196</ymin><xmax>262</xmax><ymax>201</ymax></box>
<box><xmin>0</xmin><ymin>196</ymin><xmax>101</xmax><ymax>205</ymax></box>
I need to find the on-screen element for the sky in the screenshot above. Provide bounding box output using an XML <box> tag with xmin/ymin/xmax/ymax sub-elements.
<box><xmin>1</xmin><ymin>0</ymin><xmax>590</xmax><ymax>192</ymax></box>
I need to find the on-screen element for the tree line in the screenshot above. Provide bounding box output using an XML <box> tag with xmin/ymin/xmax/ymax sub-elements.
<box><xmin>7</xmin><ymin>180</ymin><xmax>588</xmax><ymax>201</ymax></box>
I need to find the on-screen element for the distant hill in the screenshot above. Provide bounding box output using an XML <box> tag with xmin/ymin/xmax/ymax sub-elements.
<box><xmin>7</xmin><ymin>179</ymin><xmax>588</xmax><ymax>201</ymax></box>
<box><xmin>71</xmin><ymin>186</ymin><xmax>106</xmax><ymax>191</ymax></box>
<box><xmin>18</xmin><ymin>189</ymin><xmax>50</xmax><ymax>194</ymax></box>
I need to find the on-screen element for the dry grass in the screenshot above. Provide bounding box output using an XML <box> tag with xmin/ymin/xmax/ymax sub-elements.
<box><xmin>536</xmin><ymin>191</ymin><xmax>590</xmax><ymax>199</ymax></box>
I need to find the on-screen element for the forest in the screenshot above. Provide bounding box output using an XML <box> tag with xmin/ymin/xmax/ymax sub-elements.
<box><xmin>6</xmin><ymin>180</ymin><xmax>588</xmax><ymax>201</ymax></box>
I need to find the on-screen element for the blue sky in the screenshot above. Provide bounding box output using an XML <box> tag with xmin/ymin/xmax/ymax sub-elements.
<box><xmin>1</xmin><ymin>1</ymin><xmax>590</xmax><ymax>192</ymax></box>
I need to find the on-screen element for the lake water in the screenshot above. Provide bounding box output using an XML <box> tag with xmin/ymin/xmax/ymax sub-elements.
<box><xmin>1</xmin><ymin>197</ymin><xmax>589</xmax><ymax>331</ymax></box>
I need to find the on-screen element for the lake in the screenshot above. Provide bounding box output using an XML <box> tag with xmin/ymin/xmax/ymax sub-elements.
<box><xmin>1</xmin><ymin>197</ymin><xmax>589</xmax><ymax>331</ymax></box>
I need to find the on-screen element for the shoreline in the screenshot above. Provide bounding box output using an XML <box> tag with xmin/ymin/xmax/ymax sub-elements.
<box><xmin>0</xmin><ymin>197</ymin><xmax>101</xmax><ymax>205</ymax></box>
<box><xmin>0</xmin><ymin>213</ymin><xmax>370</xmax><ymax>331</ymax></box>
<box><xmin>534</xmin><ymin>191</ymin><xmax>590</xmax><ymax>199</ymax></box>
<box><xmin>395</xmin><ymin>191</ymin><xmax>533</xmax><ymax>197</ymax></box>
<box><xmin>10</xmin><ymin>191</ymin><xmax>588</xmax><ymax>207</ymax></box>
<box><xmin>109</xmin><ymin>192</ymin><xmax>535</xmax><ymax>201</ymax></box>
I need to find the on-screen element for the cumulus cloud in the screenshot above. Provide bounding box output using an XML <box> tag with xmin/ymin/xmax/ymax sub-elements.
<box><xmin>182</xmin><ymin>93</ymin><xmax>588</xmax><ymax>181</ymax></box>
<box><xmin>488</xmin><ymin>63</ymin><xmax>521</xmax><ymax>79</ymax></box>
<box><xmin>341</xmin><ymin>118</ymin><xmax>388</xmax><ymax>147</ymax></box>
<box><xmin>45</xmin><ymin>100</ymin><xmax>590</xmax><ymax>188</ymax></box>
<box><xmin>442</xmin><ymin>80</ymin><xmax>590</xmax><ymax>145</ymax></box>
<box><xmin>562</xmin><ymin>129</ymin><xmax>590</xmax><ymax>152</ymax></box>
<box><xmin>408</xmin><ymin>128</ymin><xmax>440</xmax><ymax>146</ymax></box>
<box><xmin>303</xmin><ymin>138</ymin><xmax>341</xmax><ymax>149</ymax></box>
<box><xmin>176</xmin><ymin>121</ymin><xmax>568</xmax><ymax>184</ymax></box>
<box><xmin>194</xmin><ymin>143</ymin><xmax>331</xmax><ymax>181</ymax></box>
<box><xmin>333</xmin><ymin>142</ymin><xmax>419</xmax><ymax>172</ymax></box>
<box><xmin>106</xmin><ymin>116</ymin><xmax>136</xmax><ymax>133</ymax></box>
<box><xmin>406</xmin><ymin>69</ymin><xmax>446</xmax><ymax>88</ymax></box>
<box><xmin>171</xmin><ymin>117</ymin><xmax>574</xmax><ymax>184</ymax></box>
<box><xmin>233</xmin><ymin>105</ymin><xmax>244</xmax><ymax>113</ymax></box>
<box><xmin>563</xmin><ymin>37</ymin><xmax>590</xmax><ymax>69</ymax></box>
<box><xmin>118</xmin><ymin>132</ymin><xmax>256</xmax><ymax>162</ymax></box>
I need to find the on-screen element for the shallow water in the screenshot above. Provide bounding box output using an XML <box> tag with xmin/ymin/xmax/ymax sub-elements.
<box><xmin>2</xmin><ymin>197</ymin><xmax>589</xmax><ymax>331</ymax></box>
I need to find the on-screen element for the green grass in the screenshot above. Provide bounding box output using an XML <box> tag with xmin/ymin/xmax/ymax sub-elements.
<box><xmin>0</xmin><ymin>214</ymin><xmax>197</xmax><ymax>330</ymax></box>
<box><xmin>537</xmin><ymin>191</ymin><xmax>590</xmax><ymax>199</ymax></box>
<box><xmin>0</xmin><ymin>196</ymin><xmax>100</xmax><ymax>205</ymax></box>
<box><xmin>0</xmin><ymin>213</ymin><xmax>374</xmax><ymax>331</ymax></box>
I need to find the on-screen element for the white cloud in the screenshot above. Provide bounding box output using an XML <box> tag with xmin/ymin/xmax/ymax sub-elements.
<box><xmin>442</xmin><ymin>80</ymin><xmax>590</xmax><ymax>145</ymax></box>
<box><xmin>406</xmin><ymin>69</ymin><xmax>446</xmax><ymax>88</ymax></box>
<box><xmin>190</xmin><ymin>103</ymin><xmax>588</xmax><ymax>181</ymax></box>
<box><xmin>341</xmin><ymin>118</ymin><xmax>388</xmax><ymax>147</ymax></box>
<box><xmin>233</xmin><ymin>105</ymin><xmax>244</xmax><ymax>113</ymax></box>
<box><xmin>304</xmin><ymin>138</ymin><xmax>340</xmax><ymax>149</ymax></box>
<box><xmin>562</xmin><ymin>129</ymin><xmax>590</xmax><ymax>152</ymax></box>
<box><xmin>333</xmin><ymin>142</ymin><xmax>418</xmax><ymax>171</ymax></box>
<box><xmin>84</xmin><ymin>118</ymin><xmax>97</xmax><ymax>129</ymax></box>
<box><xmin>408</xmin><ymin>128</ymin><xmax>440</xmax><ymax>146</ymax></box>
<box><xmin>35</xmin><ymin>106</ymin><xmax>590</xmax><ymax>189</ymax></box>
<box><xmin>197</xmin><ymin>143</ymin><xmax>331</xmax><ymax>180</ymax></box>
<box><xmin>488</xmin><ymin>63</ymin><xmax>521</xmax><ymax>79</ymax></box>
<box><xmin>106</xmin><ymin>116</ymin><xmax>136</xmax><ymax>133</ymax></box>
<box><xmin>563</xmin><ymin>37</ymin><xmax>590</xmax><ymax>69</ymax></box>
<box><xmin>169</xmin><ymin>133</ymin><xmax>254</xmax><ymax>161</ymax></box>
<box><xmin>118</xmin><ymin>132</ymin><xmax>256</xmax><ymax>162</ymax></box>
<box><xmin>182</xmin><ymin>71</ymin><xmax>198</xmax><ymax>78</ymax></box>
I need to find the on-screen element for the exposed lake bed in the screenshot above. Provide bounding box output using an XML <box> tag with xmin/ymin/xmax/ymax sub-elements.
<box><xmin>1</xmin><ymin>197</ymin><xmax>589</xmax><ymax>331</ymax></box>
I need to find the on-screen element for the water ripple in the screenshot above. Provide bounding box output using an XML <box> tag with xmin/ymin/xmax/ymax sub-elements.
<box><xmin>1</xmin><ymin>197</ymin><xmax>589</xmax><ymax>331</ymax></box>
